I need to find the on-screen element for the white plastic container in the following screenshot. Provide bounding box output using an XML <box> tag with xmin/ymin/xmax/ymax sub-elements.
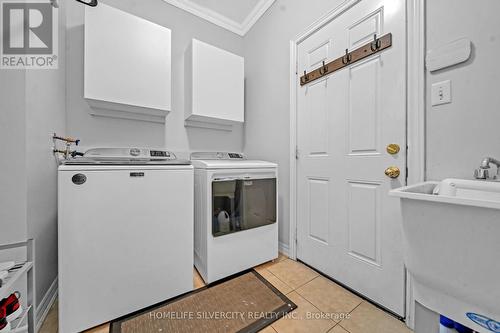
<box><xmin>440</xmin><ymin>315</ymin><xmax>456</xmax><ymax>333</ymax></box>
<box><xmin>390</xmin><ymin>179</ymin><xmax>500</xmax><ymax>333</ymax></box>
<box><xmin>439</xmin><ymin>325</ymin><xmax>456</xmax><ymax>333</ymax></box>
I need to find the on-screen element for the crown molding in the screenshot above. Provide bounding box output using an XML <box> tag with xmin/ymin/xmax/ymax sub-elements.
<box><xmin>240</xmin><ymin>0</ymin><xmax>275</xmax><ymax>35</ymax></box>
<box><xmin>162</xmin><ymin>0</ymin><xmax>275</xmax><ymax>36</ymax></box>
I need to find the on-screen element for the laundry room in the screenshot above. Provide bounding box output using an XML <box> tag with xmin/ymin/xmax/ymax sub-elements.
<box><xmin>0</xmin><ymin>0</ymin><xmax>499</xmax><ymax>333</ymax></box>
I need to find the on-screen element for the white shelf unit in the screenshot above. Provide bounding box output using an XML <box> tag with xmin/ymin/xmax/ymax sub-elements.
<box><xmin>84</xmin><ymin>3</ymin><xmax>172</xmax><ymax>123</ymax></box>
<box><xmin>0</xmin><ymin>240</ymin><xmax>35</xmax><ymax>333</ymax></box>
<box><xmin>185</xmin><ymin>39</ymin><xmax>245</xmax><ymax>131</ymax></box>
<box><xmin>11</xmin><ymin>305</ymin><xmax>32</xmax><ymax>333</ymax></box>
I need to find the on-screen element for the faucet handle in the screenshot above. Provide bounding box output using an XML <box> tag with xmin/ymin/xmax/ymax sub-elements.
<box><xmin>474</xmin><ymin>168</ymin><xmax>489</xmax><ymax>180</ymax></box>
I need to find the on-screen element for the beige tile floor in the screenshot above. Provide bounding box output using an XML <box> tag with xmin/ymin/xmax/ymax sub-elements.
<box><xmin>39</xmin><ymin>253</ymin><xmax>412</xmax><ymax>333</ymax></box>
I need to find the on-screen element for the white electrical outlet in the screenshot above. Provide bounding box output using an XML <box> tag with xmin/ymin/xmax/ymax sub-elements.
<box><xmin>431</xmin><ymin>80</ymin><xmax>452</xmax><ymax>106</ymax></box>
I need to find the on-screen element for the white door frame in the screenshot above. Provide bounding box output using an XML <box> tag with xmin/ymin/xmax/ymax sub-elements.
<box><xmin>288</xmin><ymin>0</ymin><xmax>425</xmax><ymax>326</ymax></box>
<box><xmin>402</xmin><ymin>0</ymin><xmax>426</xmax><ymax>327</ymax></box>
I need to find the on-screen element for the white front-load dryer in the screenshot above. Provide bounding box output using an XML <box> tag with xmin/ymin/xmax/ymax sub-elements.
<box><xmin>191</xmin><ymin>152</ymin><xmax>278</xmax><ymax>284</ymax></box>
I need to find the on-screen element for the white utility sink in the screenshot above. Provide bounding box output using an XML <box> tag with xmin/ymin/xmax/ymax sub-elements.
<box><xmin>391</xmin><ymin>179</ymin><xmax>500</xmax><ymax>333</ymax></box>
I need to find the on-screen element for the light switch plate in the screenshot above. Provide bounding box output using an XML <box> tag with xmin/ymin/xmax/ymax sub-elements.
<box><xmin>431</xmin><ymin>80</ymin><xmax>452</xmax><ymax>106</ymax></box>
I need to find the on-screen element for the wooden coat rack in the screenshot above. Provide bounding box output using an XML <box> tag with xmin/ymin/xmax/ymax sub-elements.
<box><xmin>300</xmin><ymin>33</ymin><xmax>392</xmax><ymax>86</ymax></box>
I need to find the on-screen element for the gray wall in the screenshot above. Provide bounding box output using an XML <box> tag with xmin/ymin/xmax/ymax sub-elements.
<box><xmin>425</xmin><ymin>0</ymin><xmax>500</xmax><ymax>180</ymax></box>
<box><xmin>25</xmin><ymin>0</ymin><xmax>67</xmax><ymax>312</ymax></box>
<box><xmin>243</xmin><ymin>0</ymin><xmax>345</xmax><ymax>248</ymax></box>
<box><xmin>0</xmin><ymin>0</ymin><xmax>67</xmax><ymax>312</ymax></box>
<box><xmin>0</xmin><ymin>71</ymin><xmax>27</xmax><ymax>245</ymax></box>
<box><xmin>66</xmin><ymin>0</ymin><xmax>244</xmax><ymax>153</ymax></box>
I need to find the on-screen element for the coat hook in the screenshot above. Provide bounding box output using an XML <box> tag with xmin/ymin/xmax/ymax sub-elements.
<box><xmin>75</xmin><ymin>0</ymin><xmax>98</xmax><ymax>7</ymax></box>
<box><xmin>319</xmin><ymin>61</ymin><xmax>329</xmax><ymax>75</ymax></box>
<box><xmin>301</xmin><ymin>70</ymin><xmax>309</xmax><ymax>85</ymax></box>
<box><xmin>342</xmin><ymin>49</ymin><xmax>352</xmax><ymax>65</ymax></box>
<box><xmin>371</xmin><ymin>34</ymin><xmax>381</xmax><ymax>52</ymax></box>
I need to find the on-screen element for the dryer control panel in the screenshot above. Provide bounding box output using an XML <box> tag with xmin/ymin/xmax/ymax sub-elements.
<box><xmin>191</xmin><ymin>152</ymin><xmax>246</xmax><ymax>160</ymax></box>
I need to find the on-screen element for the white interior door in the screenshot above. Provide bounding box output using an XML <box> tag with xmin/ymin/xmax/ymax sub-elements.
<box><xmin>296</xmin><ymin>0</ymin><xmax>407</xmax><ymax>316</ymax></box>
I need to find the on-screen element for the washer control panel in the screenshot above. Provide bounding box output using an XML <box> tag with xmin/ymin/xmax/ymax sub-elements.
<box><xmin>84</xmin><ymin>148</ymin><xmax>176</xmax><ymax>161</ymax></box>
<box><xmin>150</xmin><ymin>150</ymin><xmax>171</xmax><ymax>158</ymax></box>
<box><xmin>228</xmin><ymin>153</ymin><xmax>243</xmax><ymax>159</ymax></box>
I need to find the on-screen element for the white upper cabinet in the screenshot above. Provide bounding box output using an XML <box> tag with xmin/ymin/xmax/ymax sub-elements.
<box><xmin>185</xmin><ymin>39</ymin><xmax>244</xmax><ymax>131</ymax></box>
<box><xmin>84</xmin><ymin>3</ymin><xmax>172</xmax><ymax>123</ymax></box>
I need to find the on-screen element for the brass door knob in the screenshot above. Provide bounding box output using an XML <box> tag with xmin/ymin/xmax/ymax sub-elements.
<box><xmin>386</xmin><ymin>144</ymin><xmax>400</xmax><ymax>155</ymax></box>
<box><xmin>385</xmin><ymin>166</ymin><xmax>400</xmax><ymax>179</ymax></box>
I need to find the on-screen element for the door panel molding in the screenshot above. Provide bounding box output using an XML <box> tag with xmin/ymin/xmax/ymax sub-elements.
<box><xmin>307</xmin><ymin>40</ymin><xmax>332</xmax><ymax>69</ymax></box>
<box><xmin>306</xmin><ymin>79</ymin><xmax>330</xmax><ymax>156</ymax></box>
<box><xmin>347</xmin><ymin>56</ymin><xmax>382</xmax><ymax>155</ymax></box>
<box><xmin>307</xmin><ymin>177</ymin><xmax>330</xmax><ymax>245</ymax></box>
<box><xmin>348</xmin><ymin>7</ymin><xmax>383</xmax><ymax>48</ymax></box>
<box><xmin>347</xmin><ymin>180</ymin><xmax>381</xmax><ymax>267</ymax></box>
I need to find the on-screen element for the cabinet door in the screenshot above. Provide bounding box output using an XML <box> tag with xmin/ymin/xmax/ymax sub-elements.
<box><xmin>85</xmin><ymin>3</ymin><xmax>171</xmax><ymax>118</ymax></box>
<box><xmin>186</xmin><ymin>39</ymin><xmax>244</xmax><ymax>126</ymax></box>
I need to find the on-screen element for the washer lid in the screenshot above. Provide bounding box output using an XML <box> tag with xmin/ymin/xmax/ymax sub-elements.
<box><xmin>190</xmin><ymin>152</ymin><xmax>277</xmax><ymax>169</ymax></box>
<box><xmin>63</xmin><ymin>148</ymin><xmax>190</xmax><ymax>165</ymax></box>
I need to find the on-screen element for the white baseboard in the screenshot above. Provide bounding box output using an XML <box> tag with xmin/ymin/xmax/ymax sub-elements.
<box><xmin>35</xmin><ymin>277</ymin><xmax>58</xmax><ymax>333</ymax></box>
<box><xmin>279</xmin><ymin>241</ymin><xmax>290</xmax><ymax>257</ymax></box>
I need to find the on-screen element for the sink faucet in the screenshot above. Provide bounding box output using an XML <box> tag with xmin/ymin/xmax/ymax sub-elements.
<box><xmin>474</xmin><ymin>157</ymin><xmax>500</xmax><ymax>180</ymax></box>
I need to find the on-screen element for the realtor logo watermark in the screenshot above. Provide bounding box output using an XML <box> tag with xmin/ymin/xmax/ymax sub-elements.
<box><xmin>1</xmin><ymin>0</ymin><xmax>58</xmax><ymax>69</ymax></box>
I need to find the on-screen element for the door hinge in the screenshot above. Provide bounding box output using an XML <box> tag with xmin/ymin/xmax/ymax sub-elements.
<box><xmin>295</xmin><ymin>233</ymin><xmax>299</xmax><ymax>255</ymax></box>
<box><xmin>405</xmin><ymin>144</ymin><xmax>409</xmax><ymax>184</ymax></box>
<box><xmin>295</xmin><ymin>146</ymin><xmax>299</xmax><ymax>160</ymax></box>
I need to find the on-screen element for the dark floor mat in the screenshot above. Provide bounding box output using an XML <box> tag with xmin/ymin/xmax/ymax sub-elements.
<box><xmin>110</xmin><ymin>270</ymin><xmax>296</xmax><ymax>333</ymax></box>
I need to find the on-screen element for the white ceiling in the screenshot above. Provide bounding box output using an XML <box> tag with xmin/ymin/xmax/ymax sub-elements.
<box><xmin>163</xmin><ymin>0</ymin><xmax>276</xmax><ymax>36</ymax></box>
<box><xmin>189</xmin><ymin>0</ymin><xmax>261</xmax><ymax>23</ymax></box>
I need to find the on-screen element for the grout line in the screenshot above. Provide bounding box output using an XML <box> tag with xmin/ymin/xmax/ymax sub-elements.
<box><xmin>329</xmin><ymin>323</ymin><xmax>351</xmax><ymax>333</ymax></box>
<box><xmin>338</xmin><ymin>323</ymin><xmax>353</xmax><ymax>333</ymax></box>
<box><xmin>264</xmin><ymin>259</ymin><xmax>321</xmax><ymax>295</ymax></box>
<box><xmin>260</xmin><ymin>269</ymin><xmax>295</xmax><ymax>295</ymax></box>
<box><xmin>348</xmin><ymin>300</ymin><xmax>364</xmax><ymax>314</ymax></box>
<box><xmin>337</xmin><ymin>301</ymin><xmax>364</xmax><ymax>329</ymax></box>
<box><xmin>328</xmin><ymin>322</ymin><xmax>349</xmax><ymax>333</ymax></box>
<box><xmin>264</xmin><ymin>269</ymin><xmax>295</xmax><ymax>291</ymax></box>
<box><xmin>291</xmin><ymin>291</ymin><xmax>338</xmax><ymax>326</ymax></box>
<box><xmin>263</xmin><ymin>259</ymin><xmax>352</xmax><ymax>328</ymax></box>
<box><xmin>258</xmin><ymin>261</ymin><xmax>295</xmax><ymax>290</ymax></box>
<box><xmin>337</xmin><ymin>323</ymin><xmax>349</xmax><ymax>332</ymax></box>
<box><xmin>292</xmin><ymin>277</ymin><xmax>363</xmax><ymax>328</ymax></box>
<box><xmin>297</xmin><ymin>260</ymin><xmax>405</xmax><ymax>321</ymax></box>
<box><xmin>292</xmin><ymin>274</ymin><xmax>320</xmax><ymax>291</ymax></box>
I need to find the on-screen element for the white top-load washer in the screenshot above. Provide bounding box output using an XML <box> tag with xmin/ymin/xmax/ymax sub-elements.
<box><xmin>58</xmin><ymin>148</ymin><xmax>194</xmax><ymax>333</ymax></box>
<box><xmin>191</xmin><ymin>152</ymin><xmax>278</xmax><ymax>284</ymax></box>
